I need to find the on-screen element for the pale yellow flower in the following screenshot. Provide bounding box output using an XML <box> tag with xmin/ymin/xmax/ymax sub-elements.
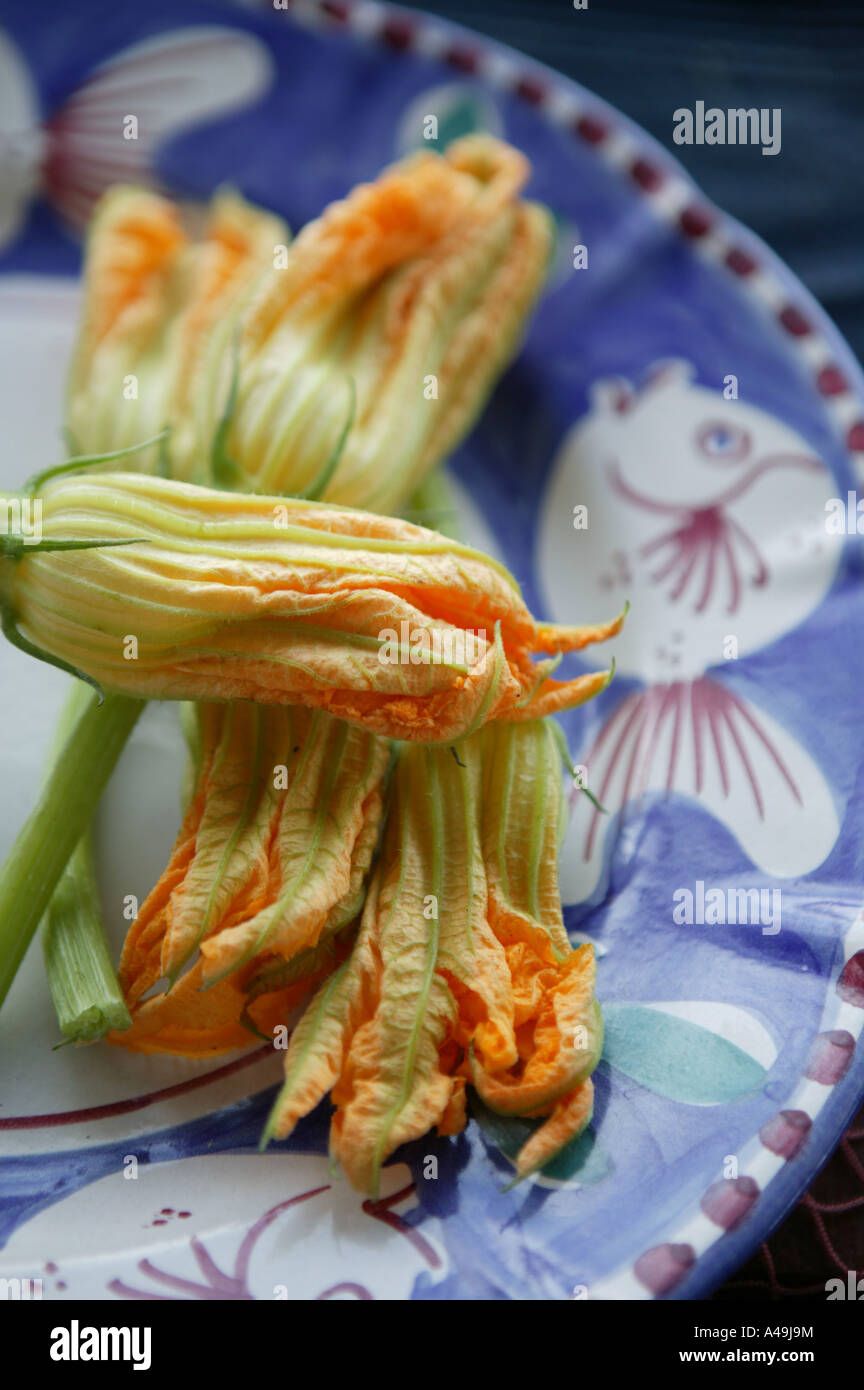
<box><xmin>5</xmin><ymin>471</ymin><xmax>623</xmax><ymax>742</ymax></box>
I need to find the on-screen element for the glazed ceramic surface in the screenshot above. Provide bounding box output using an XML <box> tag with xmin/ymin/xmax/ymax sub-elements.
<box><xmin>1</xmin><ymin>0</ymin><xmax>863</xmax><ymax>1301</ymax></box>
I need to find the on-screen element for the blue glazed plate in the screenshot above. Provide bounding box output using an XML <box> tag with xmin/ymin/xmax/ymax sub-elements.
<box><xmin>1</xmin><ymin>0</ymin><xmax>863</xmax><ymax>1302</ymax></box>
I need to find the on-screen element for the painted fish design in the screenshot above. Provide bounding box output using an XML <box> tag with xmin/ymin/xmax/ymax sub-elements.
<box><xmin>538</xmin><ymin>360</ymin><xmax>844</xmax><ymax>902</ymax></box>
<box><xmin>0</xmin><ymin>24</ymin><xmax>273</xmax><ymax>251</ymax></box>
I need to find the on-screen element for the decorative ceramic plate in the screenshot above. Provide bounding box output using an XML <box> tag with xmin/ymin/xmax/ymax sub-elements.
<box><xmin>1</xmin><ymin>0</ymin><xmax>863</xmax><ymax>1303</ymax></box>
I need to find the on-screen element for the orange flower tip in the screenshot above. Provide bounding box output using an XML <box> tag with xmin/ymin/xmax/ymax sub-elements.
<box><xmin>535</xmin><ymin>604</ymin><xmax>626</xmax><ymax>656</ymax></box>
<box><xmin>516</xmin><ymin>653</ymin><xmax>563</xmax><ymax>708</ymax></box>
<box><xmin>605</xmin><ymin>600</ymin><xmax>629</xmax><ymax>635</ymax></box>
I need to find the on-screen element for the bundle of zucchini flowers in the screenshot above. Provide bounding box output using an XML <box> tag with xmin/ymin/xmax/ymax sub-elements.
<box><xmin>0</xmin><ymin>137</ymin><xmax>620</xmax><ymax>1192</ymax></box>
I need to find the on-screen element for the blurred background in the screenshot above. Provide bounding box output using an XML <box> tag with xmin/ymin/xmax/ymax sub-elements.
<box><xmin>402</xmin><ymin>0</ymin><xmax>864</xmax><ymax>365</ymax></box>
<box><xmin>401</xmin><ymin>0</ymin><xmax>864</xmax><ymax>1302</ymax></box>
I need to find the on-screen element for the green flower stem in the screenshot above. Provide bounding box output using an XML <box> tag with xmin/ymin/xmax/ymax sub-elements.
<box><xmin>0</xmin><ymin>688</ymin><xmax>143</xmax><ymax>1012</ymax></box>
<box><xmin>41</xmin><ymin>682</ymin><xmax>139</xmax><ymax>1041</ymax></box>
<box><xmin>42</xmin><ymin>829</ymin><xmax>132</xmax><ymax>1043</ymax></box>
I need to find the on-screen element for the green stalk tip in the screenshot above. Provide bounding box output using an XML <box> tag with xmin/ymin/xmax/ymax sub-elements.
<box><xmin>0</xmin><ymin>690</ymin><xmax>144</xmax><ymax>1011</ymax></box>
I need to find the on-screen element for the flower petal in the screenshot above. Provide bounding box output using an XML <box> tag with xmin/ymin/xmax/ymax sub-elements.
<box><xmin>13</xmin><ymin>472</ymin><xmax>621</xmax><ymax>741</ymax></box>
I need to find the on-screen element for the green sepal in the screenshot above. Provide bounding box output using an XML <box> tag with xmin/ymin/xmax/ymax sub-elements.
<box><xmin>515</xmin><ymin>650</ymin><xmax>563</xmax><ymax>708</ymax></box>
<box><xmin>23</xmin><ymin>429</ymin><xmax>171</xmax><ymax>496</ymax></box>
<box><xmin>238</xmin><ymin>1013</ymin><xmax>274</xmax><ymax>1045</ymax></box>
<box><xmin>458</xmin><ymin>620</ymin><xmax>506</xmax><ymax>741</ymax></box>
<box><xmin>0</xmin><ymin>597</ymin><xmax>105</xmax><ymax>703</ymax></box>
<box><xmin>210</xmin><ymin>331</ymin><xmax>250</xmax><ymax>491</ymax></box>
<box><xmin>549</xmin><ymin>719</ymin><xmax>607</xmax><ymax>815</ymax></box>
<box><xmin>0</xmin><ymin>535</ymin><xmax>147</xmax><ymax>560</ymax></box>
<box><xmin>157</xmin><ymin>428</ymin><xmax>172</xmax><ymax>479</ymax></box>
<box><xmin>295</xmin><ymin>377</ymin><xmax>356</xmax><ymax>502</ymax></box>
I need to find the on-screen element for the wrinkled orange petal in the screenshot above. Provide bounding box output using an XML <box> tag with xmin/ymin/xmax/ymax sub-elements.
<box><xmin>108</xmin><ymin>956</ymin><xmax>315</xmax><ymax>1058</ymax></box>
<box><xmin>265</xmin><ymin>723</ymin><xmax>605</xmax><ymax>1193</ymax></box>
<box><xmin>514</xmin><ymin>1079</ymin><xmax>595</xmax><ymax>1179</ymax></box>
<box><xmin>18</xmin><ymin>473</ymin><xmax>623</xmax><ymax>742</ymax></box>
<box><xmin>111</xmin><ymin>702</ymin><xmax>388</xmax><ymax>1054</ymax></box>
<box><xmin>470</xmin><ymin>946</ymin><xmax>601</xmax><ymax>1114</ymax></box>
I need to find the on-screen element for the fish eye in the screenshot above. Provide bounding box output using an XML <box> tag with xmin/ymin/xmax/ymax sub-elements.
<box><xmin>695</xmin><ymin>420</ymin><xmax>751</xmax><ymax>463</ymax></box>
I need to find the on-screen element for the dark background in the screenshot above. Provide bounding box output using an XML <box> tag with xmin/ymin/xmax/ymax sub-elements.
<box><xmin>402</xmin><ymin>0</ymin><xmax>864</xmax><ymax>1302</ymax></box>
<box><xmin>402</xmin><ymin>0</ymin><xmax>864</xmax><ymax>362</ymax></box>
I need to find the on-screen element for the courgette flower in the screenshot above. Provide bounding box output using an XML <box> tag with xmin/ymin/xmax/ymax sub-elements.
<box><xmin>4</xmin><ymin>472</ymin><xmax>623</xmax><ymax>742</ymax></box>
<box><xmin>263</xmin><ymin>720</ymin><xmax>602</xmax><ymax>1193</ymax></box>
<box><xmin>109</xmin><ymin>702</ymin><xmax>389</xmax><ymax>1055</ymax></box>
<box><xmin>66</xmin><ymin>136</ymin><xmax>552</xmax><ymax>507</ymax></box>
<box><xmin>66</xmin><ymin>186</ymin><xmax>285</xmax><ymax>473</ymax></box>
